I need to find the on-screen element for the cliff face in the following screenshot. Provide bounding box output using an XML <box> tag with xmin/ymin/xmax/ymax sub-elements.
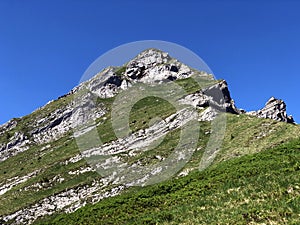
<box><xmin>0</xmin><ymin>48</ymin><xmax>297</xmax><ymax>224</ymax></box>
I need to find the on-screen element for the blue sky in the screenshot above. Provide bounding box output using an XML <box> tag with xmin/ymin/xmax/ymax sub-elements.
<box><xmin>0</xmin><ymin>0</ymin><xmax>299</xmax><ymax>124</ymax></box>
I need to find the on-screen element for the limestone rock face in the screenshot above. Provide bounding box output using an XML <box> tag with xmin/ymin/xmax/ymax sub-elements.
<box><xmin>87</xmin><ymin>67</ymin><xmax>122</xmax><ymax>98</ymax></box>
<box><xmin>124</xmin><ymin>48</ymin><xmax>206</xmax><ymax>83</ymax></box>
<box><xmin>0</xmin><ymin>119</ymin><xmax>18</xmax><ymax>134</ymax></box>
<box><xmin>179</xmin><ymin>80</ymin><xmax>239</xmax><ymax>121</ymax></box>
<box><xmin>198</xmin><ymin>107</ymin><xmax>218</xmax><ymax>122</ymax></box>
<box><xmin>247</xmin><ymin>97</ymin><xmax>295</xmax><ymax>123</ymax></box>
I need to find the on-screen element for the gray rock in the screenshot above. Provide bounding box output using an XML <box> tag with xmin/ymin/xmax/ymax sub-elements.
<box><xmin>179</xmin><ymin>92</ymin><xmax>211</xmax><ymax>109</ymax></box>
<box><xmin>124</xmin><ymin>48</ymin><xmax>201</xmax><ymax>83</ymax></box>
<box><xmin>0</xmin><ymin>119</ymin><xmax>18</xmax><ymax>134</ymax></box>
<box><xmin>246</xmin><ymin>97</ymin><xmax>295</xmax><ymax>123</ymax></box>
<box><xmin>198</xmin><ymin>107</ymin><xmax>218</xmax><ymax>121</ymax></box>
<box><xmin>0</xmin><ymin>132</ymin><xmax>30</xmax><ymax>162</ymax></box>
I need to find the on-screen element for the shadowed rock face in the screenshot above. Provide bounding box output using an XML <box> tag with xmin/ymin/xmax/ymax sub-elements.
<box><xmin>202</xmin><ymin>80</ymin><xmax>239</xmax><ymax>114</ymax></box>
<box><xmin>247</xmin><ymin>97</ymin><xmax>295</xmax><ymax>124</ymax></box>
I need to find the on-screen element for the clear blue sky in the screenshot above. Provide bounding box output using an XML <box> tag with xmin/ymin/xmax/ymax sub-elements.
<box><xmin>0</xmin><ymin>0</ymin><xmax>299</xmax><ymax>124</ymax></box>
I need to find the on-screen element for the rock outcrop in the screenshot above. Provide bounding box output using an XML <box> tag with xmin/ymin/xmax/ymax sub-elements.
<box><xmin>247</xmin><ymin>97</ymin><xmax>295</xmax><ymax>124</ymax></box>
<box><xmin>125</xmin><ymin>48</ymin><xmax>195</xmax><ymax>82</ymax></box>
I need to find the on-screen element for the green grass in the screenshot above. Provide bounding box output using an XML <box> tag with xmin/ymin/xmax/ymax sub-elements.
<box><xmin>115</xmin><ymin>66</ymin><xmax>126</xmax><ymax>77</ymax></box>
<box><xmin>217</xmin><ymin>113</ymin><xmax>300</xmax><ymax>163</ymax></box>
<box><xmin>129</xmin><ymin>96</ymin><xmax>176</xmax><ymax>133</ymax></box>
<box><xmin>0</xmin><ymin>136</ymin><xmax>89</xmax><ymax>215</ymax></box>
<box><xmin>96</xmin><ymin>114</ymin><xmax>118</xmax><ymax>144</ymax></box>
<box><xmin>34</xmin><ymin>138</ymin><xmax>300</xmax><ymax>225</ymax></box>
<box><xmin>0</xmin><ymin>134</ymin><xmax>74</xmax><ymax>182</ymax></box>
<box><xmin>174</xmin><ymin>75</ymin><xmax>217</xmax><ymax>94</ymax></box>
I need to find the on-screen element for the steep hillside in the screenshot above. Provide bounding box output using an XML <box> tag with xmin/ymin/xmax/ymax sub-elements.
<box><xmin>35</xmin><ymin>138</ymin><xmax>300</xmax><ymax>225</ymax></box>
<box><xmin>0</xmin><ymin>49</ymin><xmax>299</xmax><ymax>224</ymax></box>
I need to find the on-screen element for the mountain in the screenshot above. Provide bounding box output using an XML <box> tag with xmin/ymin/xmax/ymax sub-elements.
<box><xmin>0</xmin><ymin>49</ymin><xmax>299</xmax><ymax>224</ymax></box>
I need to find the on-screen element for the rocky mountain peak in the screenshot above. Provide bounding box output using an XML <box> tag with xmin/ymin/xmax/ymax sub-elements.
<box><xmin>128</xmin><ymin>48</ymin><xmax>171</xmax><ymax>66</ymax></box>
<box><xmin>124</xmin><ymin>48</ymin><xmax>205</xmax><ymax>82</ymax></box>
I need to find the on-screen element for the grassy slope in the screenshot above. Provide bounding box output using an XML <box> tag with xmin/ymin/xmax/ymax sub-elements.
<box><xmin>218</xmin><ymin>113</ymin><xmax>300</xmax><ymax>163</ymax></box>
<box><xmin>0</xmin><ymin>77</ymin><xmax>200</xmax><ymax>217</ymax></box>
<box><xmin>0</xmin><ymin>76</ymin><xmax>300</xmax><ymax>223</ymax></box>
<box><xmin>35</xmin><ymin>138</ymin><xmax>300</xmax><ymax>225</ymax></box>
